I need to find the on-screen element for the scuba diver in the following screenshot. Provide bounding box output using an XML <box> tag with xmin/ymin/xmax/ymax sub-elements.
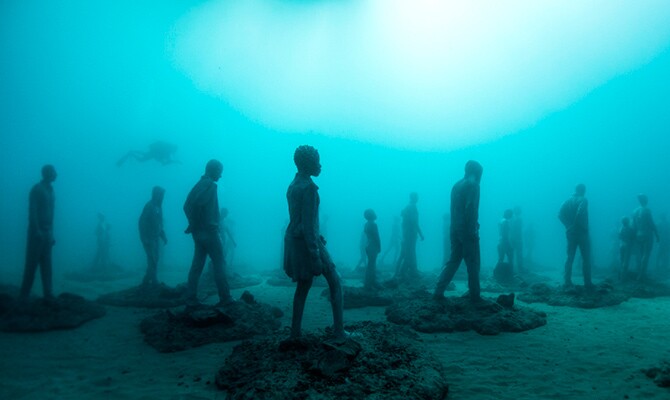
<box><xmin>117</xmin><ymin>141</ymin><xmax>180</xmax><ymax>166</ymax></box>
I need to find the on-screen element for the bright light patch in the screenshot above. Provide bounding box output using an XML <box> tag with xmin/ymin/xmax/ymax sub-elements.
<box><xmin>171</xmin><ymin>0</ymin><xmax>670</xmax><ymax>149</ymax></box>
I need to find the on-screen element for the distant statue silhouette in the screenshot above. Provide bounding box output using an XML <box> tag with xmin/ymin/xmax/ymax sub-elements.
<box><xmin>394</xmin><ymin>192</ymin><xmax>424</xmax><ymax>282</ymax></box>
<box><xmin>434</xmin><ymin>161</ymin><xmax>483</xmax><ymax>302</ymax></box>
<box><xmin>183</xmin><ymin>160</ymin><xmax>232</xmax><ymax>307</ymax></box>
<box><xmin>19</xmin><ymin>165</ymin><xmax>57</xmax><ymax>300</ymax></box>
<box><xmin>91</xmin><ymin>213</ymin><xmax>111</xmax><ymax>271</ymax></box>
<box><xmin>363</xmin><ymin>209</ymin><xmax>382</xmax><ymax>291</ymax></box>
<box><xmin>139</xmin><ymin>186</ymin><xmax>167</xmax><ymax>288</ymax></box>
<box><xmin>283</xmin><ymin>145</ymin><xmax>348</xmax><ymax>340</ymax></box>
<box><xmin>117</xmin><ymin>141</ymin><xmax>180</xmax><ymax>166</ymax></box>
<box><xmin>497</xmin><ymin>209</ymin><xmax>514</xmax><ymax>266</ymax></box>
<box><xmin>558</xmin><ymin>183</ymin><xmax>593</xmax><ymax>289</ymax></box>
<box><xmin>632</xmin><ymin>194</ymin><xmax>659</xmax><ymax>281</ymax></box>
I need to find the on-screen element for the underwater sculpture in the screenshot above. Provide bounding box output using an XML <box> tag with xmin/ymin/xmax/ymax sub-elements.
<box><xmin>183</xmin><ymin>159</ymin><xmax>233</xmax><ymax>307</ymax></box>
<box><xmin>283</xmin><ymin>145</ymin><xmax>347</xmax><ymax>340</ymax></box>
<box><xmin>497</xmin><ymin>209</ymin><xmax>515</xmax><ymax>266</ymax></box>
<box><xmin>218</xmin><ymin>207</ymin><xmax>237</xmax><ymax>265</ymax></box>
<box><xmin>558</xmin><ymin>183</ymin><xmax>593</xmax><ymax>289</ymax></box>
<box><xmin>91</xmin><ymin>213</ymin><xmax>111</xmax><ymax>271</ymax></box>
<box><xmin>363</xmin><ymin>208</ymin><xmax>382</xmax><ymax>290</ymax></box>
<box><xmin>394</xmin><ymin>192</ymin><xmax>425</xmax><ymax>282</ymax></box>
<box><xmin>139</xmin><ymin>186</ymin><xmax>167</xmax><ymax>288</ymax></box>
<box><xmin>116</xmin><ymin>140</ymin><xmax>180</xmax><ymax>166</ymax></box>
<box><xmin>19</xmin><ymin>165</ymin><xmax>57</xmax><ymax>301</ymax></box>
<box><xmin>434</xmin><ymin>160</ymin><xmax>483</xmax><ymax>302</ymax></box>
<box><xmin>632</xmin><ymin>194</ymin><xmax>659</xmax><ymax>281</ymax></box>
<box><xmin>494</xmin><ymin>209</ymin><xmax>515</xmax><ymax>283</ymax></box>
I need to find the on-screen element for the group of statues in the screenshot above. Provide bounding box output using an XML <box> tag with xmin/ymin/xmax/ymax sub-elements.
<box><xmin>16</xmin><ymin>144</ymin><xmax>668</xmax><ymax>341</ymax></box>
<box><xmin>618</xmin><ymin>194</ymin><xmax>664</xmax><ymax>281</ymax></box>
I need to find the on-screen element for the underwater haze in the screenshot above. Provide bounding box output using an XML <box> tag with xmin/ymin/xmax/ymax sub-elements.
<box><xmin>2</xmin><ymin>1</ymin><xmax>670</xmax><ymax>301</ymax></box>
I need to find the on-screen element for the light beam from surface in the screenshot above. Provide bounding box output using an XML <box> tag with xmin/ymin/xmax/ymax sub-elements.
<box><xmin>170</xmin><ymin>0</ymin><xmax>670</xmax><ymax>150</ymax></box>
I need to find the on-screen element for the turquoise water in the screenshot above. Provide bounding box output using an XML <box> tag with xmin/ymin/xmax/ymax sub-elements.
<box><xmin>2</xmin><ymin>2</ymin><xmax>670</xmax><ymax>399</ymax></box>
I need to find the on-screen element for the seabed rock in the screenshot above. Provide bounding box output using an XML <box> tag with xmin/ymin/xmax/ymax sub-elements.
<box><xmin>215</xmin><ymin>321</ymin><xmax>449</xmax><ymax>400</ymax></box>
<box><xmin>617</xmin><ymin>278</ymin><xmax>670</xmax><ymax>299</ymax></box>
<box><xmin>385</xmin><ymin>290</ymin><xmax>546</xmax><ymax>335</ymax></box>
<box><xmin>482</xmin><ymin>269</ymin><xmax>553</xmax><ymax>294</ymax></box>
<box><xmin>0</xmin><ymin>293</ymin><xmax>106</xmax><ymax>332</ymax></box>
<box><xmin>643</xmin><ymin>361</ymin><xmax>670</xmax><ymax>388</ymax></box>
<box><xmin>63</xmin><ymin>264</ymin><xmax>137</xmax><ymax>282</ymax></box>
<box><xmin>517</xmin><ymin>281</ymin><xmax>629</xmax><ymax>308</ymax></box>
<box><xmin>140</xmin><ymin>291</ymin><xmax>283</xmax><ymax>352</ymax></box>
<box><xmin>97</xmin><ymin>283</ymin><xmax>189</xmax><ymax>308</ymax></box>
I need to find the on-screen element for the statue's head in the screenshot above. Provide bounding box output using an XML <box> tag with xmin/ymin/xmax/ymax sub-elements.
<box><xmin>409</xmin><ymin>192</ymin><xmax>419</xmax><ymax>204</ymax></box>
<box><xmin>364</xmin><ymin>208</ymin><xmax>377</xmax><ymax>221</ymax></box>
<box><xmin>575</xmin><ymin>183</ymin><xmax>586</xmax><ymax>196</ymax></box>
<box><xmin>41</xmin><ymin>164</ymin><xmax>57</xmax><ymax>183</ymax></box>
<box><xmin>504</xmin><ymin>209</ymin><xmax>514</xmax><ymax>219</ymax></box>
<box><xmin>464</xmin><ymin>160</ymin><xmax>483</xmax><ymax>183</ymax></box>
<box><xmin>205</xmin><ymin>159</ymin><xmax>223</xmax><ymax>181</ymax></box>
<box><xmin>637</xmin><ymin>193</ymin><xmax>648</xmax><ymax>206</ymax></box>
<box><xmin>152</xmin><ymin>186</ymin><xmax>165</xmax><ymax>204</ymax></box>
<box><xmin>294</xmin><ymin>145</ymin><xmax>321</xmax><ymax>176</ymax></box>
<box><xmin>621</xmin><ymin>216</ymin><xmax>630</xmax><ymax>226</ymax></box>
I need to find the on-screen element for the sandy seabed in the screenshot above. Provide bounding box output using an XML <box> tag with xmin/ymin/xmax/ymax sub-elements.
<box><xmin>1</xmin><ymin>266</ymin><xmax>669</xmax><ymax>400</ymax></box>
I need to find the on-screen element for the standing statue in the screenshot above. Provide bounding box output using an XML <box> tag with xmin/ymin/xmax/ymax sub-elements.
<box><xmin>497</xmin><ymin>209</ymin><xmax>514</xmax><ymax>266</ymax></box>
<box><xmin>219</xmin><ymin>208</ymin><xmax>237</xmax><ymax>266</ymax></box>
<box><xmin>139</xmin><ymin>186</ymin><xmax>167</xmax><ymax>288</ymax></box>
<box><xmin>632</xmin><ymin>194</ymin><xmax>659</xmax><ymax>281</ymax></box>
<box><xmin>434</xmin><ymin>161</ymin><xmax>483</xmax><ymax>302</ymax></box>
<box><xmin>363</xmin><ymin>209</ymin><xmax>382</xmax><ymax>291</ymax></box>
<box><xmin>283</xmin><ymin>145</ymin><xmax>348</xmax><ymax>340</ymax></box>
<box><xmin>558</xmin><ymin>184</ymin><xmax>593</xmax><ymax>289</ymax></box>
<box><xmin>394</xmin><ymin>192</ymin><xmax>424</xmax><ymax>281</ymax></box>
<box><xmin>183</xmin><ymin>160</ymin><xmax>233</xmax><ymax>307</ymax></box>
<box><xmin>19</xmin><ymin>165</ymin><xmax>57</xmax><ymax>300</ymax></box>
<box><xmin>91</xmin><ymin>213</ymin><xmax>111</xmax><ymax>271</ymax></box>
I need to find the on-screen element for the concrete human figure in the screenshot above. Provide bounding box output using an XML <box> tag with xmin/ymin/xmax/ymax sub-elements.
<box><xmin>19</xmin><ymin>165</ymin><xmax>57</xmax><ymax>300</ymax></box>
<box><xmin>618</xmin><ymin>216</ymin><xmax>635</xmax><ymax>280</ymax></box>
<box><xmin>139</xmin><ymin>186</ymin><xmax>167</xmax><ymax>288</ymax></box>
<box><xmin>117</xmin><ymin>141</ymin><xmax>180</xmax><ymax>167</ymax></box>
<box><xmin>363</xmin><ymin>209</ymin><xmax>382</xmax><ymax>290</ymax></box>
<box><xmin>656</xmin><ymin>214</ymin><xmax>670</xmax><ymax>274</ymax></box>
<box><xmin>558</xmin><ymin>183</ymin><xmax>593</xmax><ymax>289</ymax></box>
<box><xmin>381</xmin><ymin>216</ymin><xmax>401</xmax><ymax>265</ymax></box>
<box><xmin>632</xmin><ymin>194</ymin><xmax>659</xmax><ymax>281</ymax></box>
<box><xmin>394</xmin><ymin>192</ymin><xmax>425</xmax><ymax>281</ymax></box>
<box><xmin>183</xmin><ymin>160</ymin><xmax>233</xmax><ymax>307</ymax></box>
<box><xmin>511</xmin><ymin>206</ymin><xmax>524</xmax><ymax>272</ymax></box>
<box><xmin>91</xmin><ymin>213</ymin><xmax>111</xmax><ymax>271</ymax></box>
<box><xmin>283</xmin><ymin>145</ymin><xmax>347</xmax><ymax>340</ymax></box>
<box><xmin>498</xmin><ymin>209</ymin><xmax>514</xmax><ymax>266</ymax></box>
<box><xmin>434</xmin><ymin>160</ymin><xmax>483</xmax><ymax>302</ymax></box>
